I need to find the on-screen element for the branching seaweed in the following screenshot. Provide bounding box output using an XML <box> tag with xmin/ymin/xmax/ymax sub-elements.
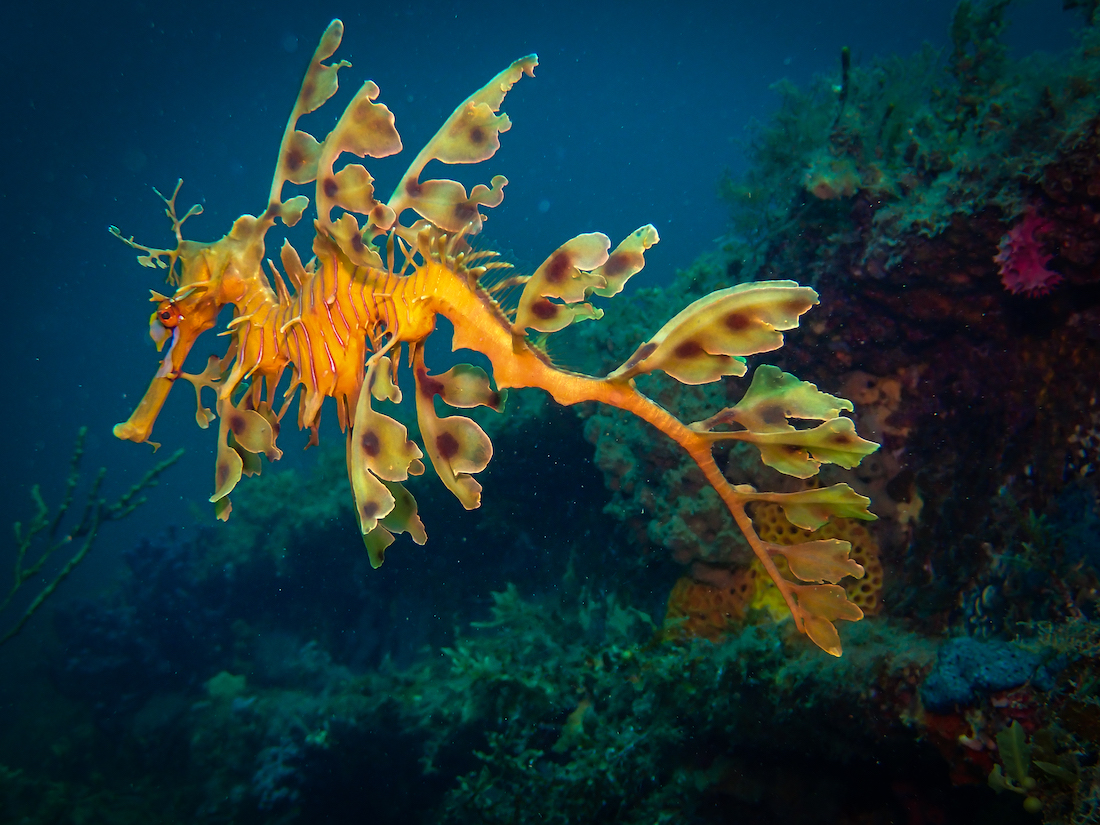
<box><xmin>1</xmin><ymin>428</ymin><xmax>182</xmax><ymax>645</ymax></box>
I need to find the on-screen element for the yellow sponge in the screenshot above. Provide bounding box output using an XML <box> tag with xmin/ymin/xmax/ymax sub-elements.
<box><xmin>751</xmin><ymin>502</ymin><xmax>884</xmax><ymax>615</ymax></box>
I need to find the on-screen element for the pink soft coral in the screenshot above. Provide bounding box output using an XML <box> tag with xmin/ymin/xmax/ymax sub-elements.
<box><xmin>994</xmin><ymin>210</ymin><xmax>1062</xmax><ymax>296</ymax></box>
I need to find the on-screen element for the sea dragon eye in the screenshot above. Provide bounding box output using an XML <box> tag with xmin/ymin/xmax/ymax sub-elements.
<box><xmin>147</xmin><ymin>299</ymin><xmax>183</xmax><ymax>353</ymax></box>
<box><xmin>155</xmin><ymin>301</ymin><xmax>182</xmax><ymax>328</ymax></box>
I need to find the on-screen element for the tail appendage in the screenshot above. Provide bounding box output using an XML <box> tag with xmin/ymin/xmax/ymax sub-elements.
<box><xmin>112</xmin><ymin>20</ymin><xmax>878</xmax><ymax>655</ymax></box>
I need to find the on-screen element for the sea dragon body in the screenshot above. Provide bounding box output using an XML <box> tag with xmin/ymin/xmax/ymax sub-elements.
<box><xmin>113</xmin><ymin>20</ymin><xmax>879</xmax><ymax>656</ymax></box>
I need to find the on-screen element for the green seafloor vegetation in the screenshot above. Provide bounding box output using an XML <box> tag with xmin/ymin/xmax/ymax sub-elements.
<box><xmin>5</xmin><ymin>1</ymin><xmax>1100</xmax><ymax>822</ymax></box>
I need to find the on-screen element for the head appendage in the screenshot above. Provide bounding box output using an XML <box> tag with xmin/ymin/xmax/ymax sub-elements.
<box><xmin>109</xmin><ymin>179</ymin><xmax>203</xmax><ymax>285</ymax></box>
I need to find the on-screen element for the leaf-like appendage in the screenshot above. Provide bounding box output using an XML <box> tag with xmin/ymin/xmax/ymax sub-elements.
<box><xmin>748</xmin><ymin>418</ymin><xmax>880</xmax><ymax>478</ymax></box>
<box><xmin>209</xmin><ymin>396</ymin><xmax>283</xmax><ymax>507</ymax></box>
<box><xmin>348</xmin><ymin>359</ymin><xmax>425</xmax><ymax>539</ymax></box>
<box><xmin>413</xmin><ymin>353</ymin><xmax>498</xmax><ymax>509</ymax></box>
<box><xmin>720</xmin><ymin>365</ymin><xmax>853</xmax><ymax>432</ymax></box>
<box><xmin>514</xmin><ymin>233</ymin><xmax>609</xmax><ymax>333</ymax></box>
<box><xmin>399</xmin><ymin>175</ymin><xmax>508</xmax><ymax>235</ymax></box>
<box><xmin>428</xmin><ymin>363</ymin><xmax>505</xmax><ymax>411</ymax></box>
<box><xmin>329</xmin><ymin>214</ymin><xmax>383</xmax><ymax>268</ymax></box>
<box><xmin>315</xmin><ymin>78</ymin><xmax>402</xmax><ymax>248</ymax></box>
<box><xmin>805</xmin><ymin>617</ymin><xmax>843</xmax><ymax>657</ymax></box>
<box><xmin>362</xmin><ymin>479</ymin><xmax>429</xmax><ymax>569</ymax></box>
<box><xmin>300</xmin><ymin>20</ymin><xmax>349</xmax><ymax>114</ymax></box>
<box><xmin>425</xmin><ymin>54</ymin><xmax>536</xmax><ymax>165</ymax></box>
<box><xmin>379</xmin><ymin>480</ymin><xmax>427</xmax><ymax>545</ymax></box>
<box><xmin>179</xmin><ymin>354</ymin><xmax>224</xmax><ymax>429</ymax></box>
<box><xmin>609</xmin><ymin>281</ymin><xmax>818</xmax><ymax>385</ymax></box>
<box><xmin>514</xmin><ymin>226</ymin><xmax>659</xmax><ymax>334</ymax></box>
<box><xmin>331</xmin><ymin>165</ymin><xmax>379</xmax><ymax>215</ymax></box>
<box><xmin>772</xmin><ymin>539</ymin><xmax>864</xmax><ymax>583</ymax></box>
<box><xmin>694</xmin><ymin>367</ymin><xmax>878</xmax><ymax>477</ymax></box>
<box><xmin>282</xmin><ymin>131</ymin><xmax>323</xmax><ymax>185</ymax></box>
<box><xmin>794</xmin><ymin>583</ymin><xmax>864</xmax><ymax>657</ymax></box>
<box><xmin>329</xmin><ymin>81</ymin><xmax>402</xmax><ymax>159</ymax></box>
<box><xmin>211</xmin><ymin>431</ymin><xmax>244</xmax><ymax>505</ymax></box>
<box><xmin>386</xmin><ymin>55</ymin><xmax>537</xmax><ymax>234</ymax></box>
<box><xmin>748</xmin><ymin>484</ymin><xmax>876</xmax><ymax>531</ymax></box>
<box><xmin>592</xmin><ymin>225</ymin><xmax>659</xmax><ymax>298</ymax></box>
<box><xmin>268</xmin><ymin>20</ymin><xmax>352</xmax><ymax>217</ymax></box>
<box><xmin>363</xmin><ymin>525</ymin><xmax>395</xmax><ymax>570</ymax></box>
<box><xmin>356</xmin><ymin>361</ymin><xmax>425</xmax><ymax>483</ymax></box>
<box><xmin>279</xmin><ymin>196</ymin><xmax>309</xmax><ymax>228</ymax></box>
<box><xmin>222</xmin><ymin>402</ymin><xmax>283</xmax><ymax>463</ymax></box>
<box><xmin>369</xmin><ymin>356</ymin><xmax>403</xmax><ymax>404</ymax></box>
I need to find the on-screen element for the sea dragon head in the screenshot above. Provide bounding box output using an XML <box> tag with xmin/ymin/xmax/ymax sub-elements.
<box><xmin>111</xmin><ymin>190</ymin><xmax>274</xmax><ymax>447</ymax></box>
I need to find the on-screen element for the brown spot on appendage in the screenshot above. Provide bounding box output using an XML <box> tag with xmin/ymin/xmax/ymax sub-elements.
<box><xmin>453</xmin><ymin>201</ymin><xmax>476</xmax><ymax>222</ymax></box>
<box><xmin>360</xmin><ymin>501</ymin><xmax>380</xmax><ymax>520</ymax></box>
<box><xmin>360</xmin><ymin>430</ymin><xmax>380</xmax><ymax>457</ymax></box>
<box><xmin>416</xmin><ymin>367</ymin><xmax>445</xmax><ymax>399</ymax></box>
<box><xmin>216</xmin><ymin>462</ymin><xmax>231</xmax><ymax>486</ymax></box>
<box><xmin>756</xmin><ymin>403</ymin><xmax>787</xmax><ymax>426</ymax></box>
<box><xmin>603</xmin><ymin>253</ymin><xmax>629</xmax><ymax>277</ymax></box>
<box><xmin>829</xmin><ymin>432</ymin><xmax>854</xmax><ymax>445</ymax></box>
<box><xmin>487</xmin><ymin>391</ymin><xmax>502</xmax><ymax>410</ymax></box>
<box><xmin>436</xmin><ymin>431</ymin><xmax>460</xmax><ymax>460</ymax></box>
<box><xmin>323</xmin><ymin>178</ymin><xmax>338</xmax><ymax>198</ymax></box>
<box><xmin>228</xmin><ymin>412</ymin><xmax>246</xmax><ymax>435</ymax></box>
<box><xmin>545</xmin><ymin>253</ymin><xmax>572</xmax><ymax>284</ymax></box>
<box><xmin>286</xmin><ymin>146</ymin><xmax>306</xmax><ymax>172</ymax></box>
<box><xmin>621</xmin><ymin>342</ymin><xmax>657</xmax><ymax>370</ymax></box>
<box><xmin>301</xmin><ymin>80</ymin><xmax>316</xmax><ymax>106</ymax></box>
<box><xmin>405</xmin><ymin>179</ymin><xmax>422</xmax><ymax>197</ymax></box>
<box><xmin>468</xmin><ymin>126</ymin><xmax>486</xmax><ymax>145</ymax></box>
<box><xmin>351</xmin><ymin>233</ymin><xmax>366</xmax><ymax>252</ymax></box>
<box><xmin>781</xmin><ymin>443</ymin><xmax>803</xmax><ymax>454</ymax></box>
<box><xmin>353</xmin><ymin>100</ymin><xmax>390</xmax><ymax>132</ymax></box>
<box><xmin>673</xmin><ymin>340</ymin><xmax>704</xmax><ymax>358</ymax></box>
<box><xmin>724</xmin><ymin>312</ymin><xmax>751</xmax><ymax>331</ymax></box>
<box><xmin>531</xmin><ymin>298</ymin><xmax>559</xmax><ymax>320</ymax></box>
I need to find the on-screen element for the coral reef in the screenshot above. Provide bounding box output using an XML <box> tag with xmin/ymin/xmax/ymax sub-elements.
<box><xmin>14</xmin><ymin>577</ymin><xmax>1078</xmax><ymax>824</ymax></box>
<box><xmin>577</xmin><ymin>0</ymin><xmax>1100</xmax><ymax>642</ymax></box>
<box><xmin>995</xmin><ymin>209</ymin><xmax>1062</xmax><ymax>295</ymax></box>
<box><xmin>920</xmin><ymin>637</ymin><xmax>1055</xmax><ymax>712</ymax></box>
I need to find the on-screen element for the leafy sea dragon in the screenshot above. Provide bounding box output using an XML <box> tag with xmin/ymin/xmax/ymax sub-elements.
<box><xmin>111</xmin><ymin>20</ymin><xmax>879</xmax><ymax>655</ymax></box>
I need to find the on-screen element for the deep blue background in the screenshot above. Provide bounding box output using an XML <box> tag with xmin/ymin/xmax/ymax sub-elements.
<box><xmin>0</xmin><ymin>0</ymin><xmax>1078</xmax><ymax>643</ymax></box>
